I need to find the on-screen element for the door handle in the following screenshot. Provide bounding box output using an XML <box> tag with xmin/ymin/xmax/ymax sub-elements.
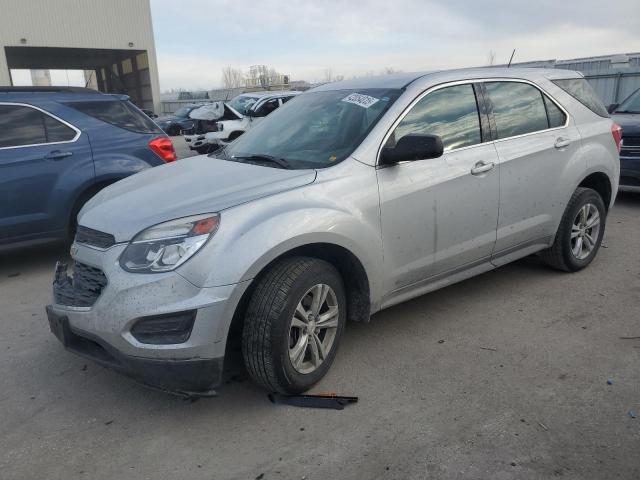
<box><xmin>44</xmin><ymin>150</ymin><xmax>73</xmax><ymax>160</ymax></box>
<box><xmin>554</xmin><ymin>137</ymin><xmax>571</xmax><ymax>149</ymax></box>
<box><xmin>470</xmin><ymin>161</ymin><xmax>495</xmax><ymax>175</ymax></box>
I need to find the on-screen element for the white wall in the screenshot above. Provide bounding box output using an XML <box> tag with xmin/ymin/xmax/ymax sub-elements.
<box><xmin>0</xmin><ymin>0</ymin><xmax>161</xmax><ymax>111</ymax></box>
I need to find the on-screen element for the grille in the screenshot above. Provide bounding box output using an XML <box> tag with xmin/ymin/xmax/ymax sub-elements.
<box><xmin>622</xmin><ymin>136</ymin><xmax>640</xmax><ymax>147</ymax></box>
<box><xmin>53</xmin><ymin>262</ymin><xmax>108</xmax><ymax>307</ymax></box>
<box><xmin>75</xmin><ymin>226</ymin><xmax>116</xmax><ymax>249</ymax></box>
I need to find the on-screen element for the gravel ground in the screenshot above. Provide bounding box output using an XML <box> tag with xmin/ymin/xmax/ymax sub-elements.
<box><xmin>0</xmin><ymin>192</ymin><xmax>639</xmax><ymax>480</ymax></box>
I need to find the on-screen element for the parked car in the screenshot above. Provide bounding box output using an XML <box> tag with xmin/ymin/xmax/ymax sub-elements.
<box><xmin>155</xmin><ymin>104</ymin><xmax>201</xmax><ymax>136</ymax></box>
<box><xmin>141</xmin><ymin>108</ymin><xmax>158</xmax><ymax>119</ymax></box>
<box><xmin>0</xmin><ymin>86</ymin><xmax>176</xmax><ymax>248</ymax></box>
<box><xmin>608</xmin><ymin>87</ymin><xmax>640</xmax><ymax>188</ymax></box>
<box><xmin>183</xmin><ymin>91</ymin><xmax>300</xmax><ymax>154</ymax></box>
<box><xmin>47</xmin><ymin>69</ymin><xmax>619</xmax><ymax>396</ymax></box>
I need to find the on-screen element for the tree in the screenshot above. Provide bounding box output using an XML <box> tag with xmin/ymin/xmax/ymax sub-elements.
<box><xmin>487</xmin><ymin>50</ymin><xmax>496</xmax><ymax>66</ymax></box>
<box><xmin>382</xmin><ymin>67</ymin><xmax>401</xmax><ymax>75</ymax></box>
<box><xmin>323</xmin><ymin>68</ymin><xmax>334</xmax><ymax>83</ymax></box>
<box><xmin>221</xmin><ymin>66</ymin><xmax>245</xmax><ymax>89</ymax></box>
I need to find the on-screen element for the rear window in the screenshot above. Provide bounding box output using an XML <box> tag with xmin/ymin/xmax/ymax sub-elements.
<box><xmin>66</xmin><ymin>100</ymin><xmax>162</xmax><ymax>133</ymax></box>
<box><xmin>552</xmin><ymin>78</ymin><xmax>609</xmax><ymax>117</ymax></box>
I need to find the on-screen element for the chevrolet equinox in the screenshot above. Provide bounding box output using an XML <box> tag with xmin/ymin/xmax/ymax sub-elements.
<box><xmin>46</xmin><ymin>68</ymin><xmax>621</xmax><ymax>395</ymax></box>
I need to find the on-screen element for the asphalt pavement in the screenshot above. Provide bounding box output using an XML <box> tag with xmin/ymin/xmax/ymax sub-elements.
<box><xmin>1</xmin><ymin>191</ymin><xmax>639</xmax><ymax>480</ymax></box>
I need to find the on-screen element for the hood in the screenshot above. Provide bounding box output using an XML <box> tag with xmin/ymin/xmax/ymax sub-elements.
<box><xmin>611</xmin><ymin>112</ymin><xmax>640</xmax><ymax>136</ymax></box>
<box><xmin>189</xmin><ymin>102</ymin><xmax>225</xmax><ymax>121</ymax></box>
<box><xmin>189</xmin><ymin>102</ymin><xmax>243</xmax><ymax>121</ymax></box>
<box><xmin>79</xmin><ymin>156</ymin><xmax>317</xmax><ymax>242</ymax></box>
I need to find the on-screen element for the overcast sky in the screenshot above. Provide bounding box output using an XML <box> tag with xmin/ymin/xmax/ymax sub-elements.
<box><xmin>150</xmin><ymin>0</ymin><xmax>639</xmax><ymax>91</ymax></box>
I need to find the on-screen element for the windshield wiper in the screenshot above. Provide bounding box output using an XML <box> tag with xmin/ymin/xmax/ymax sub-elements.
<box><xmin>615</xmin><ymin>110</ymin><xmax>640</xmax><ymax>114</ymax></box>
<box><xmin>231</xmin><ymin>154</ymin><xmax>291</xmax><ymax>169</ymax></box>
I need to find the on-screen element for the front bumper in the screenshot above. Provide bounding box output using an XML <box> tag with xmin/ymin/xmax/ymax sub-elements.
<box><xmin>184</xmin><ymin>132</ymin><xmax>225</xmax><ymax>149</ymax></box>
<box><xmin>620</xmin><ymin>155</ymin><xmax>640</xmax><ymax>187</ymax></box>
<box><xmin>46</xmin><ymin>306</ymin><xmax>222</xmax><ymax>394</ymax></box>
<box><xmin>47</xmin><ymin>242</ymin><xmax>250</xmax><ymax>394</ymax></box>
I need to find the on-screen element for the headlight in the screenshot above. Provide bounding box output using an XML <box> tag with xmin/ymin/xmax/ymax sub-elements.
<box><xmin>119</xmin><ymin>213</ymin><xmax>220</xmax><ymax>273</ymax></box>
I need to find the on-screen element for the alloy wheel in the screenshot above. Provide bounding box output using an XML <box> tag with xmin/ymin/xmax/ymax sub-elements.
<box><xmin>288</xmin><ymin>284</ymin><xmax>339</xmax><ymax>374</ymax></box>
<box><xmin>571</xmin><ymin>203</ymin><xmax>600</xmax><ymax>260</ymax></box>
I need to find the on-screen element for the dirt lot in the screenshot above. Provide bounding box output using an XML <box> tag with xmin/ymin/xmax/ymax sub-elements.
<box><xmin>1</xmin><ymin>192</ymin><xmax>639</xmax><ymax>480</ymax></box>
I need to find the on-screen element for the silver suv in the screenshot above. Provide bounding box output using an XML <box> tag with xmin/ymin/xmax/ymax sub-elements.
<box><xmin>47</xmin><ymin>68</ymin><xmax>620</xmax><ymax>395</ymax></box>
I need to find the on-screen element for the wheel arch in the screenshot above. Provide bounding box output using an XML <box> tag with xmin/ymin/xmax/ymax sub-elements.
<box><xmin>223</xmin><ymin>241</ymin><xmax>372</xmax><ymax>368</ymax></box>
<box><xmin>226</xmin><ymin>130</ymin><xmax>244</xmax><ymax>141</ymax></box>
<box><xmin>236</xmin><ymin>242</ymin><xmax>370</xmax><ymax>325</ymax></box>
<box><xmin>577</xmin><ymin>171</ymin><xmax>613</xmax><ymax>211</ymax></box>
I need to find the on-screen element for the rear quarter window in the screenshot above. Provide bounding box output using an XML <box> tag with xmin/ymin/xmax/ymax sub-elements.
<box><xmin>66</xmin><ymin>100</ymin><xmax>162</xmax><ymax>134</ymax></box>
<box><xmin>552</xmin><ymin>78</ymin><xmax>609</xmax><ymax>117</ymax></box>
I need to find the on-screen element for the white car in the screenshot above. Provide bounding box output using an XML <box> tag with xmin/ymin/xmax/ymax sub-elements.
<box><xmin>184</xmin><ymin>91</ymin><xmax>301</xmax><ymax>153</ymax></box>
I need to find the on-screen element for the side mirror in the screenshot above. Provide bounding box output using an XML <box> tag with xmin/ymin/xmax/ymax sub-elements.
<box><xmin>380</xmin><ymin>134</ymin><xmax>444</xmax><ymax>165</ymax></box>
<box><xmin>607</xmin><ymin>103</ymin><xmax>619</xmax><ymax>114</ymax></box>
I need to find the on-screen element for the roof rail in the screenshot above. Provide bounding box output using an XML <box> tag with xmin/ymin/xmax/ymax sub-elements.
<box><xmin>0</xmin><ymin>86</ymin><xmax>103</xmax><ymax>94</ymax></box>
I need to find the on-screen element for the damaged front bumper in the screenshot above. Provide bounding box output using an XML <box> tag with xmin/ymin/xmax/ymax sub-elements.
<box><xmin>46</xmin><ymin>242</ymin><xmax>249</xmax><ymax>396</ymax></box>
<box><xmin>46</xmin><ymin>305</ymin><xmax>222</xmax><ymax>395</ymax></box>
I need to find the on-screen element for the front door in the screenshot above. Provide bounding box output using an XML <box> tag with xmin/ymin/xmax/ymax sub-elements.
<box><xmin>376</xmin><ymin>83</ymin><xmax>500</xmax><ymax>297</ymax></box>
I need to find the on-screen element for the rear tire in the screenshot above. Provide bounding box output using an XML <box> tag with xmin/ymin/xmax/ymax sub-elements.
<box><xmin>242</xmin><ymin>257</ymin><xmax>346</xmax><ymax>393</ymax></box>
<box><xmin>168</xmin><ymin>125</ymin><xmax>182</xmax><ymax>136</ymax></box>
<box><xmin>541</xmin><ymin>187</ymin><xmax>606</xmax><ymax>272</ymax></box>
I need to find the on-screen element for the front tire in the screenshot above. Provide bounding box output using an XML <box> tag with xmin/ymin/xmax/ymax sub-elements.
<box><xmin>541</xmin><ymin>187</ymin><xmax>606</xmax><ymax>272</ymax></box>
<box><xmin>242</xmin><ymin>257</ymin><xmax>346</xmax><ymax>393</ymax></box>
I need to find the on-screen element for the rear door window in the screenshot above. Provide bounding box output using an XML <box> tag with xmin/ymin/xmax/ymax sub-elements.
<box><xmin>552</xmin><ymin>78</ymin><xmax>608</xmax><ymax>117</ymax></box>
<box><xmin>391</xmin><ymin>83</ymin><xmax>482</xmax><ymax>151</ymax></box>
<box><xmin>485</xmin><ymin>82</ymin><xmax>550</xmax><ymax>139</ymax></box>
<box><xmin>66</xmin><ymin>100</ymin><xmax>162</xmax><ymax>133</ymax></box>
<box><xmin>0</xmin><ymin>104</ymin><xmax>76</xmax><ymax>148</ymax></box>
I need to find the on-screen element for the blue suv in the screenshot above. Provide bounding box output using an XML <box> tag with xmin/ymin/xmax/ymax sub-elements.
<box><xmin>0</xmin><ymin>87</ymin><xmax>176</xmax><ymax>247</ymax></box>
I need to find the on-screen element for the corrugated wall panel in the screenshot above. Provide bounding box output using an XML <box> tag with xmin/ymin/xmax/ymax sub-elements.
<box><xmin>0</xmin><ymin>0</ymin><xmax>154</xmax><ymax>50</ymax></box>
<box><xmin>0</xmin><ymin>0</ymin><xmax>161</xmax><ymax>111</ymax></box>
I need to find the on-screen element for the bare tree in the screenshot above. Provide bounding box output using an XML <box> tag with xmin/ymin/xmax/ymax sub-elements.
<box><xmin>487</xmin><ymin>50</ymin><xmax>496</xmax><ymax>66</ymax></box>
<box><xmin>221</xmin><ymin>66</ymin><xmax>245</xmax><ymax>89</ymax></box>
<box><xmin>382</xmin><ymin>67</ymin><xmax>401</xmax><ymax>75</ymax></box>
<box><xmin>323</xmin><ymin>68</ymin><xmax>334</xmax><ymax>83</ymax></box>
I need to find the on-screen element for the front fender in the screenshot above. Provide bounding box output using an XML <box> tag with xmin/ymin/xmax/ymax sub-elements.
<box><xmin>176</xmin><ymin>161</ymin><xmax>384</xmax><ymax>305</ymax></box>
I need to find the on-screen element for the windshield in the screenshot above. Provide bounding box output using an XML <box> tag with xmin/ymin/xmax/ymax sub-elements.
<box><xmin>616</xmin><ymin>89</ymin><xmax>640</xmax><ymax>113</ymax></box>
<box><xmin>173</xmin><ymin>106</ymin><xmax>194</xmax><ymax>117</ymax></box>
<box><xmin>224</xmin><ymin>88</ymin><xmax>402</xmax><ymax>169</ymax></box>
<box><xmin>228</xmin><ymin>95</ymin><xmax>260</xmax><ymax>115</ymax></box>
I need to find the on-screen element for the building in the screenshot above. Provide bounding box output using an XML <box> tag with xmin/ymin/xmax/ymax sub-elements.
<box><xmin>0</xmin><ymin>0</ymin><xmax>161</xmax><ymax>112</ymax></box>
<box><xmin>507</xmin><ymin>52</ymin><xmax>640</xmax><ymax>106</ymax></box>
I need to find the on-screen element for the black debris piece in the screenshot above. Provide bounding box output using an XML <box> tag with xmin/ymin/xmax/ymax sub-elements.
<box><xmin>268</xmin><ymin>392</ymin><xmax>358</xmax><ymax>410</ymax></box>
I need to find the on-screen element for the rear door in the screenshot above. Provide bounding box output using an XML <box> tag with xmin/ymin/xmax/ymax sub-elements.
<box><xmin>482</xmin><ymin>80</ymin><xmax>579</xmax><ymax>260</ymax></box>
<box><xmin>0</xmin><ymin>103</ymin><xmax>94</xmax><ymax>242</ymax></box>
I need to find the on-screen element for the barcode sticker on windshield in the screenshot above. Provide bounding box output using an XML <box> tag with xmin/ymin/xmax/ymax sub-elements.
<box><xmin>341</xmin><ymin>93</ymin><xmax>380</xmax><ymax>108</ymax></box>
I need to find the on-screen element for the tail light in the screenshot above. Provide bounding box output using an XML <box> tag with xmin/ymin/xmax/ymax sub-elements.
<box><xmin>611</xmin><ymin>123</ymin><xmax>623</xmax><ymax>153</ymax></box>
<box><xmin>149</xmin><ymin>136</ymin><xmax>177</xmax><ymax>162</ymax></box>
